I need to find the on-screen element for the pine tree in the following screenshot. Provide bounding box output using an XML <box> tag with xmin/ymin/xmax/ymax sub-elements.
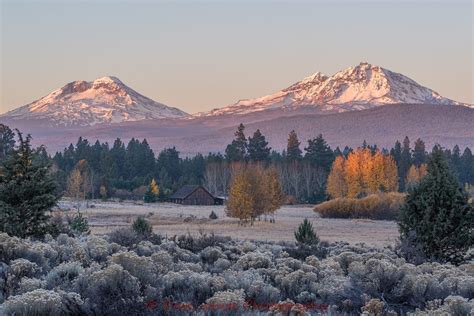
<box><xmin>144</xmin><ymin>178</ymin><xmax>159</xmax><ymax>203</ymax></box>
<box><xmin>248</xmin><ymin>129</ymin><xmax>271</xmax><ymax>162</ymax></box>
<box><xmin>399</xmin><ymin>136</ymin><xmax>412</xmax><ymax>191</ymax></box>
<box><xmin>461</xmin><ymin>147</ymin><xmax>473</xmax><ymax>185</ymax></box>
<box><xmin>132</xmin><ymin>216</ymin><xmax>152</xmax><ymax>237</ymax></box>
<box><xmin>399</xmin><ymin>148</ymin><xmax>474</xmax><ymax>263</ymax></box>
<box><xmin>0</xmin><ymin>124</ymin><xmax>15</xmax><ymax>160</ymax></box>
<box><xmin>225</xmin><ymin>123</ymin><xmax>248</xmax><ymax>162</ymax></box>
<box><xmin>286</xmin><ymin>130</ymin><xmax>302</xmax><ymax>161</ymax></box>
<box><xmin>0</xmin><ymin>131</ymin><xmax>59</xmax><ymax>238</ymax></box>
<box><xmin>413</xmin><ymin>138</ymin><xmax>426</xmax><ymax>167</ymax></box>
<box><xmin>450</xmin><ymin>145</ymin><xmax>462</xmax><ymax>178</ymax></box>
<box><xmin>304</xmin><ymin>134</ymin><xmax>334</xmax><ymax>171</ymax></box>
<box><xmin>294</xmin><ymin>218</ymin><xmax>319</xmax><ymax>245</ymax></box>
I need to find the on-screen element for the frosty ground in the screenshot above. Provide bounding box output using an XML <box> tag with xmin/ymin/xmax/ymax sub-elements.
<box><xmin>58</xmin><ymin>200</ymin><xmax>399</xmax><ymax>247</ymax></box>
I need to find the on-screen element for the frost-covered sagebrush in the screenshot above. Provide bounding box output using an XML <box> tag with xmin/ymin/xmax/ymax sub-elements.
<box><xmin>0</xmin><ymin>231</ymin><xmax>472</xmax><ymax>315</ymax></box>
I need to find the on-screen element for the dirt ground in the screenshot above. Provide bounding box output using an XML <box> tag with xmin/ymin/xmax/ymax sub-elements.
<box><xmin>57</xmin><ymin>199</ymin><xmax>399</xmax><ymax>247</ymax></box>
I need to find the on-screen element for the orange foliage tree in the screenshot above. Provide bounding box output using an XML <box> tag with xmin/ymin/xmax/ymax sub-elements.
<box><xmin>327</xmin><ymin>149</ymin><xmax>398</xmax><ymax>198</ymax></box>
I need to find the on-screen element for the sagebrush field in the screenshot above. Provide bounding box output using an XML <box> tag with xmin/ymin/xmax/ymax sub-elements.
<box><xmin>59</xmin><ymin>200</ymin><xmax>399</xmax><ymax>247</ymax></box>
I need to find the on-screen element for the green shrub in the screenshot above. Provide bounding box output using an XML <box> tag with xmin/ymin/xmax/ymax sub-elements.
<box><xmin>399</xmin><ymin>149</ymin><xmax>474</xmax><ymax>264</ymax></box>
<box><xmin>314</xmin><ymin>192</ymin><xmax>405</xmax><ymax>220</ymax></box>
<box><xmin>294</xmin><ymin>219</ymin><xmax>319</xmax><ymax>246</ymax></box>
<box><xmin>132</xmin><ymin>216</ymin><xmax>152</xmax><ymax>237</ymax></box>
<box><xmin>67</xmin><ymin>212</ymin><xmax>90</xmax><ymax>236</ymax></box>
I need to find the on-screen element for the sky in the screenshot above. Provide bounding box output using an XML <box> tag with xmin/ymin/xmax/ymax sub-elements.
<box><xmin>0</xmin><ymin>0</ymin><xmax>472</xmax><ymax>115</ymax></box>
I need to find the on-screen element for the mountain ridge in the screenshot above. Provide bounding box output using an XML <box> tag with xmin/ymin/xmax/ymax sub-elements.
<box><xmin>1</xmin><ymin>76</ymin><xmax>188</xmax><ymax>127</ymax></box>
<box><xmin>196</xmin><ymin>62</ymin><xmax>465</xmax><ymax>117</ymax></box>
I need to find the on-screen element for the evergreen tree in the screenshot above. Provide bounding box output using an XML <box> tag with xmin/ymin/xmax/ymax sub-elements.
<box><xmin>286</xmin><ymin>130</ymin><xmax>302</xmax><ymax>161</ymax></box>
<box><xmin>248</xmin><ymin>129</ymin><xmax>271</xmax><ymax>162</ymax></box>
<box><xmin>225</xmin><ymin>123</ymin><xmax>247</xmax><ymax>162</ymax></box>
<box><xmin>304</xmin><ymin>134</ymin><xmax>334</xmax><ymax>171</ymax></box>
<box><xmin>461</xmin><ymin>147</ymin><xmax>474</xmax><ymax>185</ymax></box>
<box><xmin>333</xmin><ymin>147</ymin><xmax>343</xmax><ymax>157</ymax></box>
<box><xmin>294</xmin><ymin>218</ymin><xmax>319</xmax><ymax>245</ymax></box>
<box><xmin>0</xmin><ymin>131</ymin><xmax>59</xmax><ymax>238</ymax></box>
<box><xmin>399</xmin><ymin>136</ymin><xmax>412</xmax><ymax>191</ymax></box>
<box><xmin>0</xmin><ymin>124</ymin><xmax>15</xmax><ymax>160</ymax></box>
<box><xmin>450</xmin><ymin>145</ymin><xmax>462</xmax><ymax>178</ymax></box>
<box><xmin>412</xmin><ymin>138</ymin><xmax>426</xmax><ymax>167</ymax></box>
<box><xmin>399</xmin><ymin>148</ymin><xmax>474</xmax><ymax>263</ymax></box>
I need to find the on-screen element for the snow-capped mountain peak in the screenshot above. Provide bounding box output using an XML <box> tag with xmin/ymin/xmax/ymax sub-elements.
<box><xmin>2</xmin><ymin>76</ymin><xmax>189</xmax><ymax>126</ymax></box>
<box><xmin>197</xmin><ymin>62</ymin><xmax>464</xmax><ymax>117</ymax></box>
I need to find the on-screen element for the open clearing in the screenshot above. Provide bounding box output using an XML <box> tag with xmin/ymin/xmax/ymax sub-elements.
<box><xmin>58</xmin><ymin>200</ymin><xmax>399</xmax><ymax>247</ymax></box>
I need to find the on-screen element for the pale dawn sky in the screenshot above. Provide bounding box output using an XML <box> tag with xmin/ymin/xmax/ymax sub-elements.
<box><xmin>1</xmin><ymin>0</ymin><xmax>472</xmax><ymax>115</ymax></box>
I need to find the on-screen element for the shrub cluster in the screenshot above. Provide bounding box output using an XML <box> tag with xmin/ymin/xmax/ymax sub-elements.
<box><xmin>315</xmin><ymin>192</ymin><xmax>405</xmax><ymax>220</ymax></box>
<box><xmin>0</xmin><ymin>231</ymin><xmax>473</xmax><ymax>315</ymax></box>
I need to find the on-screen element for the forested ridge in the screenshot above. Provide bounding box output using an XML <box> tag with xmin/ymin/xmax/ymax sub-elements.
<box><xmin>1</xmin><ymin>123</ymin><xmax>473</xmax><ymax>203</ymax></box>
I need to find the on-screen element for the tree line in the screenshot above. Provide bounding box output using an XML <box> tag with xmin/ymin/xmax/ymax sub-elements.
<box><xmin>0</xmin><ymin>123</ymin><xmax>473</xmax><ymax>203</ymax></box>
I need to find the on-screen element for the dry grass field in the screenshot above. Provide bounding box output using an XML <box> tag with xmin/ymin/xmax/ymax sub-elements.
<box><xmin>58</xmin><ymin>199</ymin><xmax>399</xmax><ymax>247</ymax></box>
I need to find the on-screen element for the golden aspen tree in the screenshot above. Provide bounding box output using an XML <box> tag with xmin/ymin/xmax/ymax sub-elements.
<box><xmin>381</xmin><ymin>154</ymin><xmax>399</xmax><ymax>192</ymax></box>
<box><xmin>261</xmin><ymin>167</ymin><xmax>284</xmax><ymax>219</ymax></box>
<box><xmin>345</xmin><ymin>150</ymin><xmax>366</xmax><ymax>198</ymax></box>
<box><xmin>327</xmin><ymin>156</ymin><xmax>347</xmax><ymax>198</ymax></box>
<box><xmin>226</xmin><ymin>168</ymin><xmax>257</xmax><ymax>225</ymax></box>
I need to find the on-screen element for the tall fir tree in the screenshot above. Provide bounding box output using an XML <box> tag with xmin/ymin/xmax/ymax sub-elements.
<box><xmin>412</xmin><ymin>138</ymin><xmax>426</xmax><ymax>167</ymax></box>
<box><xmin>286</xmin><ymin>130</ymin><xmax>302</xmax><ymax>161</ymax></box>
<box><xmin>399</xmin><ymin>136</ymin><xmax>412</xmax><ymax>191</ymax></box>
<box><xmin>304</xmin><ymin>134</ymin><xmax>334</xmax><ymax>171</ymax></box>
<box><xmin>461</xmin><ymin>147</ymin><xmax>474</xmax><ymax>185</ymax></box>
<box><xmin>398</xmin><ymin>147</ymin><xmax>474</xmax><ymax>263</ymax></box>
<box><xmin>248</xmin><ymin>129</ymin><xmax>271</xmax><ymax>162</ymax></box>
<box><xmin>450</xmin><ymin>145</ymin><xmax>462</xmax><ymax>178</ymax></box>
<box><xmin>0</xmin><ymin>124</ymin><xmax>15</xmax><ymax>160</ymax></box>
<box><xmin>225</xmin><ymin>123</ymin><xmax>248</xmax><ymax>162</ymax></box>
<box><xmin>0</xmin><ymin>131</ymin><xmax>59</xmax><ymax>238</ymax></box>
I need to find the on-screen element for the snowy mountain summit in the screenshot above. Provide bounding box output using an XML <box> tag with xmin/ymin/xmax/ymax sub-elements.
<box><xmin>200</xmin><ymin>62</ymin><xmax>463</xmax><ymax>116</ymax></box>
<box><xmin>2</xmin><ymin>76</ymin><xmax>188</xmax><ymax>126</ymax></box>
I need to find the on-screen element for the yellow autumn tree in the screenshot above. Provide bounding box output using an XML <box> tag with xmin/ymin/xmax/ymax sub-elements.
<box><xmin>328</xmin><ymin>149</ymin><xmax>399</xmax><ymax>199</ymax></box>
<box><xmin>227</xmin><ymin>164</ymin><xmax>284</xmax><ymax>224</ymax></box>
<box><xmin>327</xmin><ymin>156</ymin><xmax>347</xmax><ymax>198</ymax></box>
<box><xmin>226</xmin><ymin>168</ymin><xmax>258</xmax><ymax>224</ymax></box>
<box><xmin>368</xmin><ymin>152</ymin><xmax>398</xmax><ymax>193</ymax></box>
<box><xmin>345</xmin><ymin>149</ymin><xmax>369</xmax><ymax>198</ymax></box>
<box><xmin>144</xmin><ymin>178</ymin><xmax>160</xmax><ymax>203</ymax></box>
<box><xmin>261</xmin><ymin>167</ymin><xmax>284</xmax><ymax>220</ymax></box>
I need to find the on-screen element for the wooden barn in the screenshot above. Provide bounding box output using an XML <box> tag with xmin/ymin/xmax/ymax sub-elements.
<box><xmin>169</xmin><ymin>185</ymin><xmax>222</xmax><ymax>205</ymax></box>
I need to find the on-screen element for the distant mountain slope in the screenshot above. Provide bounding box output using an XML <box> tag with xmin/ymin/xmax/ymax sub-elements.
<box><xmin>197</xmin><ymin>62</ymin><xmax>464</xmax><ymax>117</ymax></box>
<box><xmin>0</xmin><ymin>76</ymin><xmax>188</xmax><ymax>127</ymax></box>
<box><xmin>6</xmin><ymin>104</ymin><xmax>473</xmax><ymax>155</ymax></box>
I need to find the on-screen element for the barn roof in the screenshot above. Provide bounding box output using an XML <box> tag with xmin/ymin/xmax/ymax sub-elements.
<box><xmin>170</xmin><ymin>185</ymin><xmax>213</xmax><ymax>199</ymax></box>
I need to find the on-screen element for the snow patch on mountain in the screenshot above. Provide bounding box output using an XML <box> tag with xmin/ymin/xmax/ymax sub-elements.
<box><xmin>2</xmin><ymin>76</ymin><xmax>188</xmax><ymax>126</ymax></box>
<box><xmin>197</xmin><ymin>62</ymin><xmax>464</xmax><ymax>117</ymax></box>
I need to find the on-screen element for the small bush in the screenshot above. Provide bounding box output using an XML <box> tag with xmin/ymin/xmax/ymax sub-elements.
<box><xmin>132</xmin><ymin>216</ymin><xmax>152</xmax><ymax>237</ymax></box>
<box><xmin>67</xmin><ymin>212</ymin><xmax>90</xmax><ymax>236</ymax></box>
<box><xmin>315</xmin><ymin>192</ymin><xmax>405</xmax><ymax>220</ymax></box>
<box><xmin>3</xmin><ymin>289</ymin><xmax>64</xmax><ymax>315</ymax></box>
<box><xmin>107</xmin><ymin>228</ymin><xmax>139</xmax><ymax>247</ymax></box>
<box><xmin>209</xmin><ymin>211</ymin><xmax>218</xmax><ymax>220</ymax></box>
<box><xmin>294</xmin><ymin>219</ymin><xmax>319</xmax><ymax>246</ymax></box>
<box><xmin>76</xmin><ymin>264</ymin><xmax>144</xmax><ymax>315</ymax></box>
